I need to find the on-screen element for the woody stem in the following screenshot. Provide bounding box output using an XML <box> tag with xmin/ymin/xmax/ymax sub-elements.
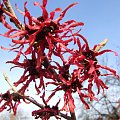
<box><xmin>68</xmin><ymin>101</ymin><xmax>76</xmax><ymax>120</ymax></box>
<box><xmin>3</xmin><ymin>0</ymin><xmax>22</xmax><ymax>29</ymax></box>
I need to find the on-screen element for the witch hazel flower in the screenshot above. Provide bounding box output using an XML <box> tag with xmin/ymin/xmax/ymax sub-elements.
<box><xmin>68</xmin><ymin>35</ymin><xmax>118</xmax><ymax>98</ymax></box>
<box><xmin>1</xmin><ymin>0</ymin><xmax>84</xmax><ymax>63</ymax></box>
<box><xmin>32</xmin><ymin>92</ymin><xmax>60</xmax><ymax>120</ymax></box>
<box><xmin>6</xmin><ymin>51</ymin><xmax>60</xmax><ymax>95</ymax></box>
<box><xmin>0</xmin><ymin>91</ymin><xmax>21</xmax><ymax>115</ymax></box>
<box><xmin>6</xmin><ymin>52</ymin><xmax>44</xmax><ymax>95</ymax></box>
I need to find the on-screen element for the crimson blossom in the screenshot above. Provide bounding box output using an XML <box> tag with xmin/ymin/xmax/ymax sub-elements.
<box><xmin>1</xmin><ymin>0</ymin><xmax>83</xmax><ymax>63</ymax></box>
<box><xmin>0</xmin><ymin>0</ymin><xmax>119</xmax><ymax>120</ymax></box>
<box><xmin>0</xmin><ymin>91</ymin><xmax>21</xmax><ymax>115</ymax></box>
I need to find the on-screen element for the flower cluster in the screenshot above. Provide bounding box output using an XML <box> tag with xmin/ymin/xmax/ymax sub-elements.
<box><xmin>32</xmin><ymin>95</ymin><xmax>60</xmax><ymax>120</ymax></box>
<box><xmin>0</xmin><ymin>91</ymin><xmax>21</xmax><ymax>115</ymax></box>
<box><xmin>0</xmin><ymin>0</ymin><xmax>118</xmax><ymax>119</ymax></box>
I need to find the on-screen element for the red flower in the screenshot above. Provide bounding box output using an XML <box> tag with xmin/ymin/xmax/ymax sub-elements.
<box><xmin>1</xmin><ymin>1</ymin><xmax>84</xmax><ymax>63</ymax></box>
<box><xmin>32</xmin><ymin>92</ymin><xmax>60</xmax><ymax>120</ymax></box>
<box><xmin>7</xmin><ymin>54</ymin><xmax>43</xmax><ymax>95</ymax></box>
<box><xmin>6</xmin><ymin>51</ymin><xmax>58</xmax><ymax>95</ymax></box>
<box><xmin>32</xmin><ymin>105</ymin><xmax>60</xmax><ymax>120</ymax></box>
<box><xmin>68</xmin><ymin>34</ymin><xmax>118</xmax><ymax>98</ymax></box>
<box><xmin>0</xmin><ymin>91</ymin><xmax>21</xmax><ymax>115</ymax></box>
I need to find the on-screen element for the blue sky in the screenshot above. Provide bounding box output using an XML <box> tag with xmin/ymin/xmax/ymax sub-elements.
<box><xmin>9</xmin><ymin>0</ymin><xmax>120</xmax><ymax>54</ymax></box>
<box><xmin>7</xmin><ymin>0</ymin><xmax>120</xmax><ymax>49</ymax></box>
<box><xmin>0</xmin><ymin>0</ymin><xmax>120</xmax><ymax>118</ymax></box>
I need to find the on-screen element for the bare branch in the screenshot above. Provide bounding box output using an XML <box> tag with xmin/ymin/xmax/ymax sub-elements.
<box><xmin>3</xmin><ymin>72</ymin><xmax>17</xmax><ymax>92</ymax></box>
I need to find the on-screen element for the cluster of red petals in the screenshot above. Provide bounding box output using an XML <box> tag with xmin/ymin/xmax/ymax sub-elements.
<box><xmin>0</xmin><ymin>0</ymin><xmax>119</xmax><ymax>119</ymax></box>
<box><xmin>32</xmin><ymin>92</ymin><xmax>60</xmax><ymax>119</ymax></box>
<box><xmin>32</xmin><ymin>99</ymin><xmax>60</xmax><ymax>119</ymax></box>
<box><xmin>0</xmin><ymin>91</ymin><xmax>20</xmax><ymax>115</ymax></box>
<box><xmin>32</xmin><ymin>106</ymin><xmax>59</xmax><ymax>120</ymax></box>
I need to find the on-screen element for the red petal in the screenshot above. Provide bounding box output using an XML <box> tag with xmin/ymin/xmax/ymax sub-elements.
<box><xmin>41</xmin><ymin>6</ymin><xmax>48</xmax><ymax>19</ymax></box>
<box><xmin>35</xmin><ymin>81</ymin><xmax>41</xmax><ymax>94</ymax></box>
<box><xmin>77</xmin><ymin>37</ymin><xmax>82</xmax><ymax>51</ymax></box>
<box><xmin>67</xmin><ymin>91</ymin><xmax>75</xmax><ymax>112</ymax></box>
<box><xmin>1</xmin><ymin>19</ymin><xmax>12</xmax><ymax>29</ymax></box>
<box><xmin>12</xmin><ymin>39</ymin><xmax>29</xmax><ymax>44</ymax></box>
<box><xmin>0</xmin><ymin>46</ymin><xmax>11</xmax><ymax>50</ymax></box>
<box><xmin>13</xmin><ymin>45</ymin><xmax>24</xmax><ymax>62</ymax></box>
<box><xmin>55</xmin><ymin>8</ymin><xmax>62</xmax><ymax>12</ymax></box>
<box><xmin>24</xmin><ymin>34</ymin><xmax>35</xmax><ymax>55</ymax></box>
<box><xmin>88</xmin><ymin>60</ymin><xmax>95</xmax><ymax>74</ymax></box>
<box><xmin>38</xmin><ymin>75</ymin><xmax>44</xmax><ymax>89</ymax></box>
<box><xmin>99</xmin><ymin>65</ymin><xmax>118</xmax><ymax>77</ymax></box>
<box><xmin>55</xmin><ymin>2</ymin><xmax>78</xmax><ymax>23</ymax></box>
<box><xmin>46</xmin><ymin>90</ymin><xmax>56</xmax><ymax>103</ymax></box>
<box><xmin>10</xmin><ymin>30</ymin><xmax>28</xmax><ymax>38</ymax></box>
<box><xmin>15</xmin><ymin>4</ymin><xmax>25</xmax><ymax>15</ymax></box>
<box><xmin>76</xmin><ymin>34</ymin><xmax>89</xmax><ymax>50</ymax></box>
<box><xmin>77</xmin><ymin>88</ymin><xmax>90</xmax><ymax>109</ymax></box>
<box><xmin>50</xmin><ymin>8</ymin><xmax>61</xmax><ymax>20</ymax></box>
<box><xmin>14</xmin><ymin>73</ymin><xmax>28</xmax><ymax>87</ymax></box>
<box><xmin>1</xmin><ymin>29</ymin><xmax>17</xmax><ymax>37</ymax></box>
<box><xmin>69</xmin><ymin>22</ymin><xmax>84</xmax><ymax>28</ymax></box>
<box><xmin>18</xmin><ymin>76</ymin><xmax>32</xmax><ymax>94</ymax></box>
<box><xmin>42</xmin><ymin>0</ymin><xmax>47</xmax><ymax>7</ymax></box>
<box><xmin>96</xmin><ymin>49</ymin><xmax>118</xmax><ymax>56</ymax></box>
<box><xmin>50</xmin><ymin>11</ymin><xmax>55</xmax><ymax>20</ymax></box>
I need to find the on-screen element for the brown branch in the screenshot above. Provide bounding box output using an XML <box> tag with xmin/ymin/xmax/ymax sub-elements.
<box><xmin>24</xmin><ymin>96</ymin><xmax>44</xmax><ymax>109</ymax></box>
<box><xmin>59</xmin><ymin>112</ymin><xmax>72</xmax><ymax>120</ymax></box>
<box><xmin>69</xmin><ymin>111</ymin><xmax>76</xmax><ymax>120</ymax></box>
<box><xmin>12</xmin><ymin>93</ymin><xmax>72</xmax><ymax>120</ymax></box>
<box><xmin>103</xmin><ymin>95</ymin><xmax>111</xmax><ymax>115</ymax></box>
<box><xmin>3</xmin><ymin>0</ymin><xmax>22</xmax><ymax>29</ymax></box>
<box><xmin>3</xmin><ymin>0</ymin><xmax>16</xmax><ymax>18</ymax></box>
<box><xmin>43</xmin><ymin>56</ymin><xmax>61</xmax><ymax>82</ymax></box>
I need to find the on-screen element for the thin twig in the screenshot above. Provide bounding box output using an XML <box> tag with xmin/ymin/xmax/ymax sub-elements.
<box><xmin>3</xmin><ymin>0</ymin><xmax>16</xmax><ymax>18</ymax></box>
<box><xmin>59</xmin><ymin>112</ymin><xmax>72</xmax><ymax>120</ymax></box>
<box><xmin>3</xmin><ymin>72</ymin><xmax>17</xmax><ymax>92</ymax></box>
<box><xmin>70</xmin><ymin>111</ymin><xmax>76</xmax><ymax>120</ymax></box>
<box><xmin>89</xmin><ymin>102</ymin><xmax>102</xmax><ymax>116</ymax></box>
<box><xmin>3</xmin><ymin>0</ymin><xmax>22</xmax><ymax>29</ymax></box>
